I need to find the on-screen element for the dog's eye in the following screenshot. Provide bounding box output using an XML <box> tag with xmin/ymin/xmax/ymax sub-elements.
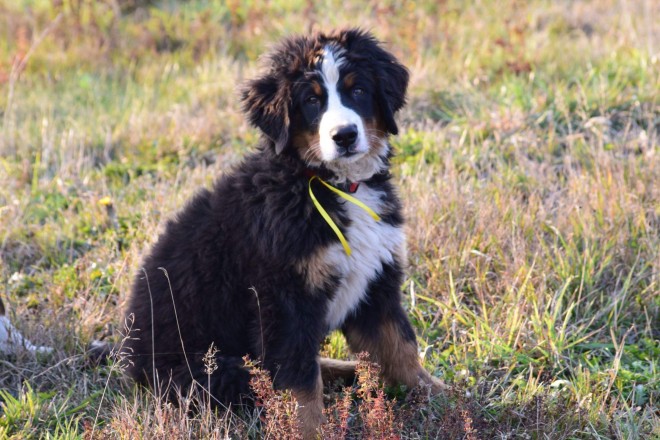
<box><xmin>305</xmin><ymin>95</ymin><xmax>320</xmax><ymax>105</ymax></box>
<box><xmin>352</xmin><ymin>87</ymin><xmax>365</xmax><ymax>97</ymax></box>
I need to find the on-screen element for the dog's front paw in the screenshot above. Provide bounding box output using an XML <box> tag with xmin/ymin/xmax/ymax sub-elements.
<box><xmin>417</xmin><ymin>368</ymin><xmax>448</xmax><ymax>395</ymax></box>
<box><xmin>298</xmin><ymin>410</ymin><xmax>325</xmax><ymax>440</ymax></box>
<box><xmin>428</xmin><ymin>375</ymin><xmax>448</xmax><ymax>394</ymax></box>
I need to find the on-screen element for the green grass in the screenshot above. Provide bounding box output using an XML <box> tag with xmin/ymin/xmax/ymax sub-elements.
<box><xmin>1</xmin><ymin>0</ymin><xmax>658</xmax><ymax>438</ymax></box>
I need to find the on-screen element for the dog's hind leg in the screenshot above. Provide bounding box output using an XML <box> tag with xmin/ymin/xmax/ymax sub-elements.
<box><xmin>162</xmin><ymin>355</ymin><xmax>253</xmax><ymax>408</ymax></box>
<box><xmin>126</xmin><ymin>353</ymin><xmax>253</xmax><ymax>409</ymax></box>
<box><xmin>319</xmin><ymin>357</ymin><xmax>357</xmax><ymax>382</ymax></box>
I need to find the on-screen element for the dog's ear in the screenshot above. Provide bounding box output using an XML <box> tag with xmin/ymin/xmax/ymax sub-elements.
<box><xmin>344</xmin><ymin>29</ymin><xmax>409</xmax><ymax>135</ymax></box>
<box><xmin>373</xmin><ymin>52</ymin><xmax>409</xmax><ymax>135</ymax></box>
<box><xmin>241</xmin><ymin>73</ymin><xmax>290</xmax><ymax>154</ymax></box>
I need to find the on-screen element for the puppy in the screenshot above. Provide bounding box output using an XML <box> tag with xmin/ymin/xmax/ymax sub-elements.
<box><xmin>122</xmin><ymin>29</ymin><xmax>444</xmax><ymax>438</ymax></box>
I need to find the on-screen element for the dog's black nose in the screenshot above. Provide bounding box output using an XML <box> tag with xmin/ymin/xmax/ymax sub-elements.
<box><xmin>331</xmin><ymin>124</ymin><xmax>358</xmax><ymax>150</ymax></box>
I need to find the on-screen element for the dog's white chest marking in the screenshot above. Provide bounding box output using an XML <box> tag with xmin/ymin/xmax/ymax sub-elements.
<box><xmin>323</xmin><ymin>185</ymin><xmax>405</xmax><ymax>330</ymax></box>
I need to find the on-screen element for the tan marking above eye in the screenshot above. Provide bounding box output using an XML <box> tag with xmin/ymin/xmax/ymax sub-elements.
<box><xmin>311</xmin><ymin>81</ymin><xmax>322</xmax><ymax>96</ymax></box>
<box><xmin>343</xmin><ymin>72</ymin><xmax>357</xmax><ymax>89</ymax></box>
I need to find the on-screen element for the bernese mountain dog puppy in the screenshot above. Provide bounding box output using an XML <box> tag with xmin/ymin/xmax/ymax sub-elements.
<box><xmin>122</xmin><ymin>28</ymin><xmax>444</xmax><ymax>438</ymax></box>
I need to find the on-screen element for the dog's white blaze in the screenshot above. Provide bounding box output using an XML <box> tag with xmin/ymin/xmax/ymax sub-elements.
<box><xmin>327</xmin><ymin>139</ymin><xmax>389</xmax><ymax>184</ymax></box>
<box><xmin>324</xmin><ymin>185</ymin><xmax>405</xmax><ymax>330</ymax></box>
<box><xmin>319</xmin><ymin>46</ymin><xmax>368</xmax><ymax>161</ymax></box>
<box><xmin>0</xmin><ymin>315</ymin><xmax>53</xmax><ymax>355</ymax></box>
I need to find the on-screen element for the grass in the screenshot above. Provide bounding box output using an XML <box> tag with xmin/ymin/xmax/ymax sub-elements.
<box><xmin>0</xmin><ymin>0</ymin><xmax>658</xmax><ymax>438</ymax></box>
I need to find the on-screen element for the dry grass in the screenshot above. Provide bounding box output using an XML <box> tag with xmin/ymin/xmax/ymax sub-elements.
<box><xmin>1</xmin><ymin>0</ymin><xmax>659</xmax><ymax>438</ymax></box>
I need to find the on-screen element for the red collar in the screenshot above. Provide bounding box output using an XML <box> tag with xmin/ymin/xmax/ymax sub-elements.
<box><xmin>346</xmin><ymin>181</ymin><xmax>360</xmax><ymax>193</ymax></box>
<box><xmin>304</xmin><ymin>169</ymin><xmax>360</xmax><ymax>194</ymax></box>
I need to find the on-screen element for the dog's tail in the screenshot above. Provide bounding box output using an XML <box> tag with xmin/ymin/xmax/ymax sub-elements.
<box><xmin>0</xmin><ymin>297</ymin><xmax>53</xmax><ymax>356</ymax></box>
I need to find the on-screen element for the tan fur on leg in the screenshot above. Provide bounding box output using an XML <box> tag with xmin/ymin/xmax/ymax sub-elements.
<box><xmin>292</xmin><ymin>372</ymin><xmax>324</xmax><ymax>440</ymax></box>
<box><xmin>345</xmin><ymin>320</ymin><xmax>446</xmax><ymax>393</ymax></box>
<box><xmin>319</xmin><ymin>357</ymin><xmax>357</xmax><ymax>382</ymax></box>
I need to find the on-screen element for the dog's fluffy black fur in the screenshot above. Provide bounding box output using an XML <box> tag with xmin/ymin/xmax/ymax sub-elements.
<box><xmin>122</xmin><ymin>28</ymin><xmax>443</xmax><ymax>437</ymax></box>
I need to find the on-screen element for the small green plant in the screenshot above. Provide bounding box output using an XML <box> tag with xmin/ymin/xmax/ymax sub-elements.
<box><xmin>0</xmin><ymin>383</ymin><xmax>83</xmax><ymax>438</ymax></box>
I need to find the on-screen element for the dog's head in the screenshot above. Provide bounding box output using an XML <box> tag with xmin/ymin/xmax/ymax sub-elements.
<box><xmin>241</xmin><ymin>29</ymin><xmax>409</xmax><ymax>180</ymax></box>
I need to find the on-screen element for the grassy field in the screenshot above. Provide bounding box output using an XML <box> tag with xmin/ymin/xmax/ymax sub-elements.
<box><xmin>0</xmin><ymin>0</ymin><xmax>658</xmax><ymax>438</ymax></box>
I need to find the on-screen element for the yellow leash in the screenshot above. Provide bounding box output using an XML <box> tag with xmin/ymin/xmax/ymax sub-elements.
<box><xmin>308</xmin><ymin>175</ymin><xmax>381</xmax><ymax>256</ymax></box>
